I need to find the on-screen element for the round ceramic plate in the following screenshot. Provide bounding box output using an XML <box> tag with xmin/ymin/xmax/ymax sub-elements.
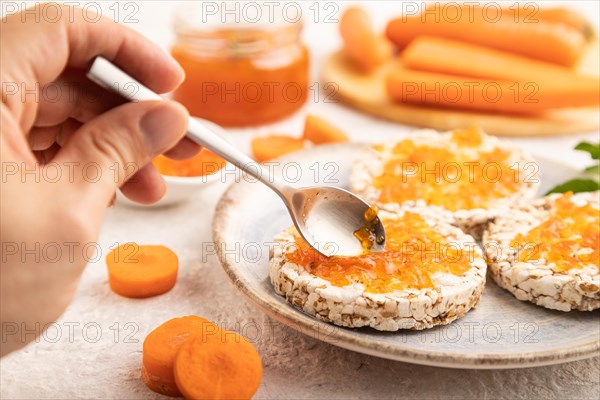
<box><xmin>212</xmin><ymin>143</ymin><xmax>599</xmax><ymax>369</ymax></box>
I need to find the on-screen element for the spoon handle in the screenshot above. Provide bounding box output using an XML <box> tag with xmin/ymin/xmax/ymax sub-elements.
<box><xmin>86</xmin><ymin>56</ymin><xmax>290</xmax><ymax>195</ymax></box>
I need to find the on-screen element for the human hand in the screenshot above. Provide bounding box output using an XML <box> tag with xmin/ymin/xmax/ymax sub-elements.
<box><xmin>0</xmin><ymin>4</ymin><xmax>198</xmax><ymax>356</ymax></box>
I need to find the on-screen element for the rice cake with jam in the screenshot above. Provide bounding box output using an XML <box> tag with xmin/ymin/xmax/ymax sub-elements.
<box><xmin>483</xmin><ymin>191</ymin><xmax>599</xmax><ymax>311</ymax></box>
<box><xmin>350</xmin><ymin>128</ymin><xmax>540</xmax><ymax>239</ymax></box>
<box><xmin>269</xmin><ymin>208</ymin><xmax>486</xmax><ymax>331</ymax></box>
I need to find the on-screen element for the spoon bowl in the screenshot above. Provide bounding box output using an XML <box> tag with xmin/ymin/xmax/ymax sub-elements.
<box><xmin>284</xmin><ymin>186</ymin><xmax>385</xmax><ymax>256</ymax></box>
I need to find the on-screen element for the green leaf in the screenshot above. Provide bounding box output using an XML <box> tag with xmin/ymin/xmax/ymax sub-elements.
<box><xmin>584</xmin><ymin>164</ymin><xmax>600</xmax><ymax>175</ymax></box>
<box><xmin>545</xmin><ymin>179</ymin><xmax>600</xmax><ymax>195</ymax></box>
<box><xmin>574</xmin><ymin>142</ymin><xmax>600</xmax><ymax>160</ymax></box>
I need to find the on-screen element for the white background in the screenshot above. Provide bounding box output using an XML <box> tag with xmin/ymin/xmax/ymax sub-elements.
<box><xmin>1</xmin><ymin>1</ymin><xmax>599</xmax><ymax>399</ymax></box>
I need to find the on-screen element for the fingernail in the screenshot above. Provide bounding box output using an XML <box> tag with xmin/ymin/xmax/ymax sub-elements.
<box><xmin>178</xmin><ymin>69</ymin><xmax>186</xmax><ymax>86</ymax></box>
<box><xmin>140</xmin><ymin>102</ymin><xmax>189</xmax><ymax>155</ymax></box>
<box><xmin>163</xmin><ymin>48</ymin><xmax>186</xmax><ymax>85</ymax></box>
<box><xmin>107</xmin><ymin>192</ymin><xmax>116</xmax><ymax>208</ymax></box>
<box><xmin>174</xmin><ymin>61</ymin><xmax>186</xmax><ymax>86</ymax></box>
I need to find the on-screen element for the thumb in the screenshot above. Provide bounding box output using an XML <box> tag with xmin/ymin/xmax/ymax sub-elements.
<box><xmin>55</xmin><ymin>100</ymin><xmax>188</xmax><ymax>207</ymax></box>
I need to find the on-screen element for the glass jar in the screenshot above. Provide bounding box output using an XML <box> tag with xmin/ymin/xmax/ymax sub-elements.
<box><xmin>171</xmin><ymin>5</ymin><xmax>309</xmax><ymax>126</ymax></box>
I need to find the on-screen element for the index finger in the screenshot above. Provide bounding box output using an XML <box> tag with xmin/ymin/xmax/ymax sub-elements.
<box><xmin>1</xmin><ymin>3</ymin><xmax>184</xmax><ymax>95</ymax></box>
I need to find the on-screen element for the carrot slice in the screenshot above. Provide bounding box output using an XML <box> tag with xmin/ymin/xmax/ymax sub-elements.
<box><xmin>303</xmin><ymin>114</ymin><xmax>349</xmax><ymax>144</ymax></box>
<box><xmin>385</xmin><ymin>69</ymin><xmax>600</xmax><ymax>114</ymax></box>
<box><xmin>106</xmin><ymin>243</ymin><xmax>178</xmax><ymax>298</ymax></box>
<box><xmin>339</xmin><ymin>7</ymin><xmax>392</xmax><ymax>72</ymax></box>
<box><xmin>251</xmin><ymin>135</ymin><xmax>304</xmax><ymax>162</ymax></box>
<box><xmin>174</xmin><ymin>330</ymin><xmax>262</xmax><ymax>400</ymax></box>
<box><xmin>386</xmin><ymin>4</ymin><xmax>588</xmax><ymax>66</ymax></box>
<box><xmin>401</xmin><ymin>36</ymin><xmax>598</xmax><ymax>83</ymax></box>
<box><xmin>142</xmin><ymin>316</ymin><xmax>220</xmax><ymax>397</ymax></box>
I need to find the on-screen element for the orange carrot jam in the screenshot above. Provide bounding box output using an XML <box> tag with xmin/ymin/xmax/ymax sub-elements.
<box><xmin>373</xmin><ymin>128</ymin><xmax>520</xmax><ymax>211</ymax></box>
<box><xmin>286</xmin><ymin>212</ymin><xmax>476</xmax><ymax>293</ymax></box>
<box><xmin>353</xmin><ymin>205</ymin><xmax>383</xmax><ymax>253</ymax></box>
<box><xmin>152</xmin><ymin>150</ymin><xmax>225</xmax><ymax>177</ymax></box>
<box><xmin>511</xmin><ymin>192</ymin><xmax>599</xmax><ymax>272</ymax></box>
<box><xmin>451</xmin><ymin>125</ymin><xmax>483</xmax><ymax>147</ymax></box>
<box><xmin>172</xmin><ymin>27</ymin><xmax>309</xmax><ymax>126</ymax></box>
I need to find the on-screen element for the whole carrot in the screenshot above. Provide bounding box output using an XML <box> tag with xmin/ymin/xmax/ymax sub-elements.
<box><xmin>401</xmin><ymin>36</ymin><xmax>599</xmax><ymax>83</ymax></box>
<box><xmin>340</xmin><ymin>7</ymin><xmax>392</xmax><ymax>72</ymax></box>
<box><xmin>503</xmin><ymin>6</ymin><xmax>595</xmax><ymax>41</ymax></box>
<box><xmin>386</xmin><ymin>4</ymin><xmax>589</xmax><ymax>66</ymax></box>
<box><xmin>386</xmin><ymin>69</ymin><xmax>600</xmax><ymax>114</ymax></box>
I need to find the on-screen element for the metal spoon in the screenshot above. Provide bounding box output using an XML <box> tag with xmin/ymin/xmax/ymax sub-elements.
<box><xmin>87</xmin><ymin>57</ymin><xmax>385</xmax><ymax>256</ymax></box>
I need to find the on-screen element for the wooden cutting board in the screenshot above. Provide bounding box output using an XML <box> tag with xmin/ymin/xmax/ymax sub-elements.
<box><xmin>321</xmin><ymin>47</ymin><xmax>600</xmax><ymax>136</ymax></box>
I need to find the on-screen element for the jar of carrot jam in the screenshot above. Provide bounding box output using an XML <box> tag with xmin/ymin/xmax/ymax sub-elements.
<box><xmin>171</xmin><ymin>5</ymin><xmax>309</xmax><ymax>126</ymax></box>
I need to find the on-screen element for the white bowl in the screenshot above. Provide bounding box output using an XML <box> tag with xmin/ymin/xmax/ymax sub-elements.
<box><xmin>117</xmin><ymin>118</ymin><xmax>230</xmax><ymax>208</ymax></box>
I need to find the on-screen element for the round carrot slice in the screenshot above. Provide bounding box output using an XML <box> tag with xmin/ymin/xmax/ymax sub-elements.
<box><xmin>303</xmin><ymin>114</ymin><xmax>349</xmax><ymax>144</ymax></box>
<box><xmin>174</xmin><ymin>330</ymin><xmax>262</xmax><ymax>400</ymax></box>
<box><xmin>251</xmin><ymin>135</ymin><xmax>305</xmax><ymax>162</ymax></box>
<box><xmin>142</xmin><ymin>316</ymin><xmax>221</xmax><ymax>397</ymax></box>
<box><xmin>106</xmin><ymin>243</ymin><xmax>178</xmax><ymax>298</ymax></box>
